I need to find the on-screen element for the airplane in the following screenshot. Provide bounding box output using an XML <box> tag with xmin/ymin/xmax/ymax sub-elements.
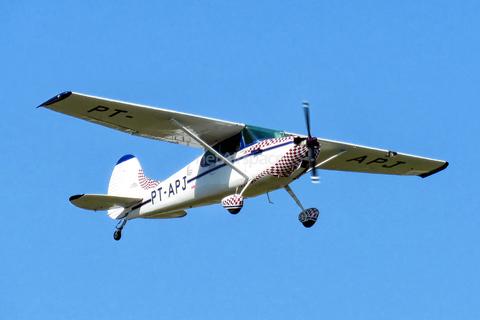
<box><xmin>39</xmin><ymin>91</ymin><xmax>448</xmax><ymax>240</ymax></box>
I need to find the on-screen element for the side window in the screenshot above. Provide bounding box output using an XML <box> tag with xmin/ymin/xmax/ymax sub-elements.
<box><xmin>215</xmin><ymin>133</ymin><xmax>242</xmax><ymax>155</ymax></box>
<box><xmin>201</xmin><ymin>133</ymin><xmax>242</xmax><ymax>166</ymax></box>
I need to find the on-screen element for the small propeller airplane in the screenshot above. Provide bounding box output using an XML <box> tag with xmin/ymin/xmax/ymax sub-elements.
<box><xmin>39</xmin><ymin>92</ymin><xmax>448</xmax><ymax>240</ymax></box>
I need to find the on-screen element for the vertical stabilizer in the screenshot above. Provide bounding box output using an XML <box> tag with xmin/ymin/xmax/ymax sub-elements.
<box><xmin>108</xmin><ymin>155</ymin><xmax>145</xmax><ymax>198</ymax></box>
<box><xmin>107</xmin><ymin>155</ymin><xmax>161</xmax><ymax>219</ymax></box>
<box><xmin>108</xmin><ymin>154</ymin><xmax>162</xmax><ymax>197</ymax></box>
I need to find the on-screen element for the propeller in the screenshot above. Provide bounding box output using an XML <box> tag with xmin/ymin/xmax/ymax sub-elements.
<box><xmin>302</xmin><ymin>101</ymin><xmax>320</xmax><ymax>183</ymax></box>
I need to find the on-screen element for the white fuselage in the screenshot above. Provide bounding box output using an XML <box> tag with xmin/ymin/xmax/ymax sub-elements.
<box><xmin>127</xmin><ymin>136</ymin><xmax>310</xmax><ymax>220</ymax></box>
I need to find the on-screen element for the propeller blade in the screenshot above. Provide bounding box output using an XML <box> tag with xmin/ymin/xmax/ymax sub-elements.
<box><xmin>302</xmin><ymin>101</ymin><xmax>320</xmax><ymax>183</ymax></box>
<box><xmin>308</xmin><ymin>138</ymin><xmax>320</xmax><ymax>183</ymax></box>
<box><xmin>308</xmin><ymin>146</ymin><xmax>316</xmax><ymax>173</ymax></box>
<box><xmin>303</xmin><ymin>101</ymin><xmax>311</xmax><ymax>138</ymax></box>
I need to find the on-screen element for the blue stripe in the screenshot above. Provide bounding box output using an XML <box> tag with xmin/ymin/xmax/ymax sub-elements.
<box><xmin>188</xmin><ymin>163</ymin><xmax>228</xmax><ymax>183</ymax></box>
<box><xmin>132</xmin><ymin>199</ymin><xmax>151</xmax><ymax>210</ymax></box>
<box><xmin>187</xmin><ymin>140</ymin><xmax>294</xmax><ymax>183</ymax></box>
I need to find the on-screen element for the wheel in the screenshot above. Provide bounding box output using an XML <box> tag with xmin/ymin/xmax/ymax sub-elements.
<box><xmin>298</xmin><ymin>208</ymin><xmax>319</xmax><ymax>228</ymax></box>
<box><xmin>113</xmin><ymin>230</ymin><xmax>122</xmax><ymax>241</ymax></box>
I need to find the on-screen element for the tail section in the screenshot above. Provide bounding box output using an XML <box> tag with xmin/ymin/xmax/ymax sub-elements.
<box><xmin>108</xmin><ymin>154</ymin><xmax>145</xmax><ymax>198</ymax></box>
<box><xmin>108</xmin><ymin>154</ymin><xmax>162</xmax><ymax>197</ymax></box>
<box><xmin>106</xmin><ymin>154</ymin><xmax>161</xmax><ymax>219</ymax></box>
<box><xmin>70</xmin><ymin>155</ymin><xmax>161</xmax><ymax>220</ymax></box>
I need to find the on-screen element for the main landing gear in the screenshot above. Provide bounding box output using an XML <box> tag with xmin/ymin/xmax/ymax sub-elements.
<box><xmin>222</xmin><ymin>183</ymin><xmax>319</xmax><ymax>228</ymax></box>
<box><xmin>284</xmin><ymin>185</ymin><xmax>319</xmax><ymax>228</ymax></box>
<box><xmin>221</xmin><ymin>194</ymin><xmax>244</xmax><ymax>214</ymax></box>
<box><xmin>113</xmin><ymin>219</ymin><xmax>127</xmax><ymax>241</ymax></box>
<box><xmin>221</xmin><ymin>179</ymin><xmax>254</xmax><ymax>214</ymax></box>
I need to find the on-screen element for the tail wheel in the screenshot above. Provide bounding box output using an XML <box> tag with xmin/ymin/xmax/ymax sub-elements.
<box><xmin>113</xmin><ymin>230</ymin><xmax>122</xmax><ymax>241</ymax></box>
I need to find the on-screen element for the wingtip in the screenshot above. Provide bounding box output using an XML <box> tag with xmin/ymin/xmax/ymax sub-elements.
<box><xmin>69</xmin><ymin>194</ymin><xmax>85</xmax><ymax>202</ymax></box>
<box><xmin>37</xmin><ymin>91</ymin><xmax>72</xmax><ymax>108</ymax></box>
<box><xmin>419</xmin><ymin>161</ymin><xmax>449</xmax><ymax>178</ymax></box>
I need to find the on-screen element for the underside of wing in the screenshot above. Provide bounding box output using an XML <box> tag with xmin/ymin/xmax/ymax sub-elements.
<box><xmin>69</xmin><ymin>194</ymin><xmax>143</xmax><ymax>211</ymax></box>
<box><xmin>142</xmin><ymin>210</ymin><xmax>188</xmax><ymax>219</ymax></box>
<box><xmin>39</xmin><ymin>91</ymin><xmax>245</xmax><ymax>148</ymax></box>
<box><xmin>287</xmin><ymin>133</ymin><xmax>448</xmax><ymax>178</ymax></box>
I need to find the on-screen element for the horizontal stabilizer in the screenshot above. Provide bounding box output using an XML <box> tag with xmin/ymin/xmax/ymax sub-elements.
<box><xmin>69</xmin><ymin>194</ymin><xmax>143</xmax><ymax>211</ymax></box>
<box><xmin>142</xmin><ymin>210</ymin><xmax>188</xmax><ymax>219</ymax></box>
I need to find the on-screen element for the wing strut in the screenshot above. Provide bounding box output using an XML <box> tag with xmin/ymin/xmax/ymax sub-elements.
<box><xmin>170</xmin><ymin>118</ymin><xmax>250</xmax><ymax>181</ymax></box>
<box><xmin>305</xmin><ymin>149</ymin><xmax>347</xmax><ymax>174</ymax></box>
<box><xmin>315</xmin><ymin>150</ymin><xmax>347</xmax><ymax>169</ymax></box>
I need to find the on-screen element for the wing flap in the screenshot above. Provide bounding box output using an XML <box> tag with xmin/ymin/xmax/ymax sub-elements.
<box><xmin>40</xmin><ymin>92</ymin><xmax>245</xmax><ymax>148</ymax></box>
<box><xmin>69</xmin><ymin>194</ymin><xmax>143</xmax><ymax>211</ymax></box>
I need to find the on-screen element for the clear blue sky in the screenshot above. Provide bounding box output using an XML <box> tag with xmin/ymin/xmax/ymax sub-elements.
<box><xmin>1</xmin><ymin>1</ymin><xmax>478</xmax><ymax>319</ymax></box>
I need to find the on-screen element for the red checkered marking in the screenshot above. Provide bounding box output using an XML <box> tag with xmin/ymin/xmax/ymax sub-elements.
<box><xmin>243</xmin><ymin>136</ymin><xmax>294</xmax><ymax>154</ymax></box>
<box><xmin>298</xmin><ymin>208</ymin><xmax>319</xmax><ymax>222</ymax></box>
<box><xmin>252</xmin><ymin>141</ymin><xmax>320</xmax><ymax>181</ymax></box>
<box><xmin>138</xmin><ymin>169</ymin><xmax>161</xmax><ymax>190</ymax></box>
<box><xmin>269</xmin><ymin>144</ymin><xmax>308</xmax><ymax>177</ymax></box>
<box><xmin>221</xmin><ymin>194</ymin><xmax>244</xmax><ymax>208</ymax></box>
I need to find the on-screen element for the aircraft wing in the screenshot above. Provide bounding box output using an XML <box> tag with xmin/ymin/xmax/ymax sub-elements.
<box><xmin>69</xmin><ymin>194</ymin><xmax>143</xmax><ymax>211</ymax></box>
<box><xmin>39</xmin><ymin>91</ymin><xmax>245</xmax><ymax>148</ymax></box>
<box><xmin>287</xmin><ymin>133</ymin><xmax>448</xmax><ymax>178</ymax></box>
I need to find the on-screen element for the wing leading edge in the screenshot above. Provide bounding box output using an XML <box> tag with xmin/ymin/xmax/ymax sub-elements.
<box><xmin>39</xmin><ymin>91</ymin><xmax>245</xmax><ymax>148</ymax></box>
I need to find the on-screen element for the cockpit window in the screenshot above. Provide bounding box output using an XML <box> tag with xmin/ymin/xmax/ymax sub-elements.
<box><xmin>201</xmin><ymin>132</ymin><xmax>241</xmax><ymax>166</ymax></box>
<box><xmin>201</xmin><ymin>125</ymin><xmax>285</xmax><ymax>166</ymax></box>
<box><xmin>211</xmin><ymin>125</ymin><xmax>284</xmax><ymax>155</ymax></box>
<box><xmin>242</xmin><ymin>125</ymin><xmax>285</xmax><ymax>146</ymax></box>
<box><xmin>212</xmin><ymin>132</ymin><xmax>242</xmax><ymax>155</ymax></box>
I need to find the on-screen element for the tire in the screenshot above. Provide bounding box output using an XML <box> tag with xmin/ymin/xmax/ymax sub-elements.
<box><xmin>113</xmin><ymin>230</ymin><xmax>122</xmax><ymax>241</ymax></box>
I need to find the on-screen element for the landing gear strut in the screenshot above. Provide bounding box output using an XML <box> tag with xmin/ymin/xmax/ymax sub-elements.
<box><xmin>284</xmin><ymin>185</ymin><xmax>319</xmax><ymax>228</ymax></box>
<box><xmin>113</xmin><ymin>219</ymin><xmax>127</xmax><ymax>241</ymax></box>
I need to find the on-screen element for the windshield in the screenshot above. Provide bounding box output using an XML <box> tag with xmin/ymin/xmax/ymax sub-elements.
<box><xmin>241</xmin><ymin>125</ymin><xmax>285</xmax><ymax>146</ymax></box>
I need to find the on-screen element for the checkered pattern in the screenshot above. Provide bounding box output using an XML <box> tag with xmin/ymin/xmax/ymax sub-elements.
<box><xmin>269</xmin><ymin>144</ymin><xmax>308</xmax><ymax>177</ymax></box>
<box><xmin>243</xmin><ymin>137</ymin><xmax>294</xmax><ymax>154</ymax></box>
<box><xmin>221</xmin><ymin>194</ymin><xmax>244</xmax><ymax>209</ymax></box>
<box><xmin>298</xmin><ymin>208</ymin><xmax>319</xmax><ymax>223</ymax></box>
<box><xmin>138</xmin><ymin>169</ymin><xmax>161</xmax><ymax>190</ymax></box>
<box><xmin>252</xmin><ymin>139</ymin><xmax>320</xmax><ymax>181</ymax></box>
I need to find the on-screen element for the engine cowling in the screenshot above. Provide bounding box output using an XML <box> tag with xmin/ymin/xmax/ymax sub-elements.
<box><xmin>298</xmin><ymin>208</ymin><xmax>319</xmax><ymax>228</ymax></box>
